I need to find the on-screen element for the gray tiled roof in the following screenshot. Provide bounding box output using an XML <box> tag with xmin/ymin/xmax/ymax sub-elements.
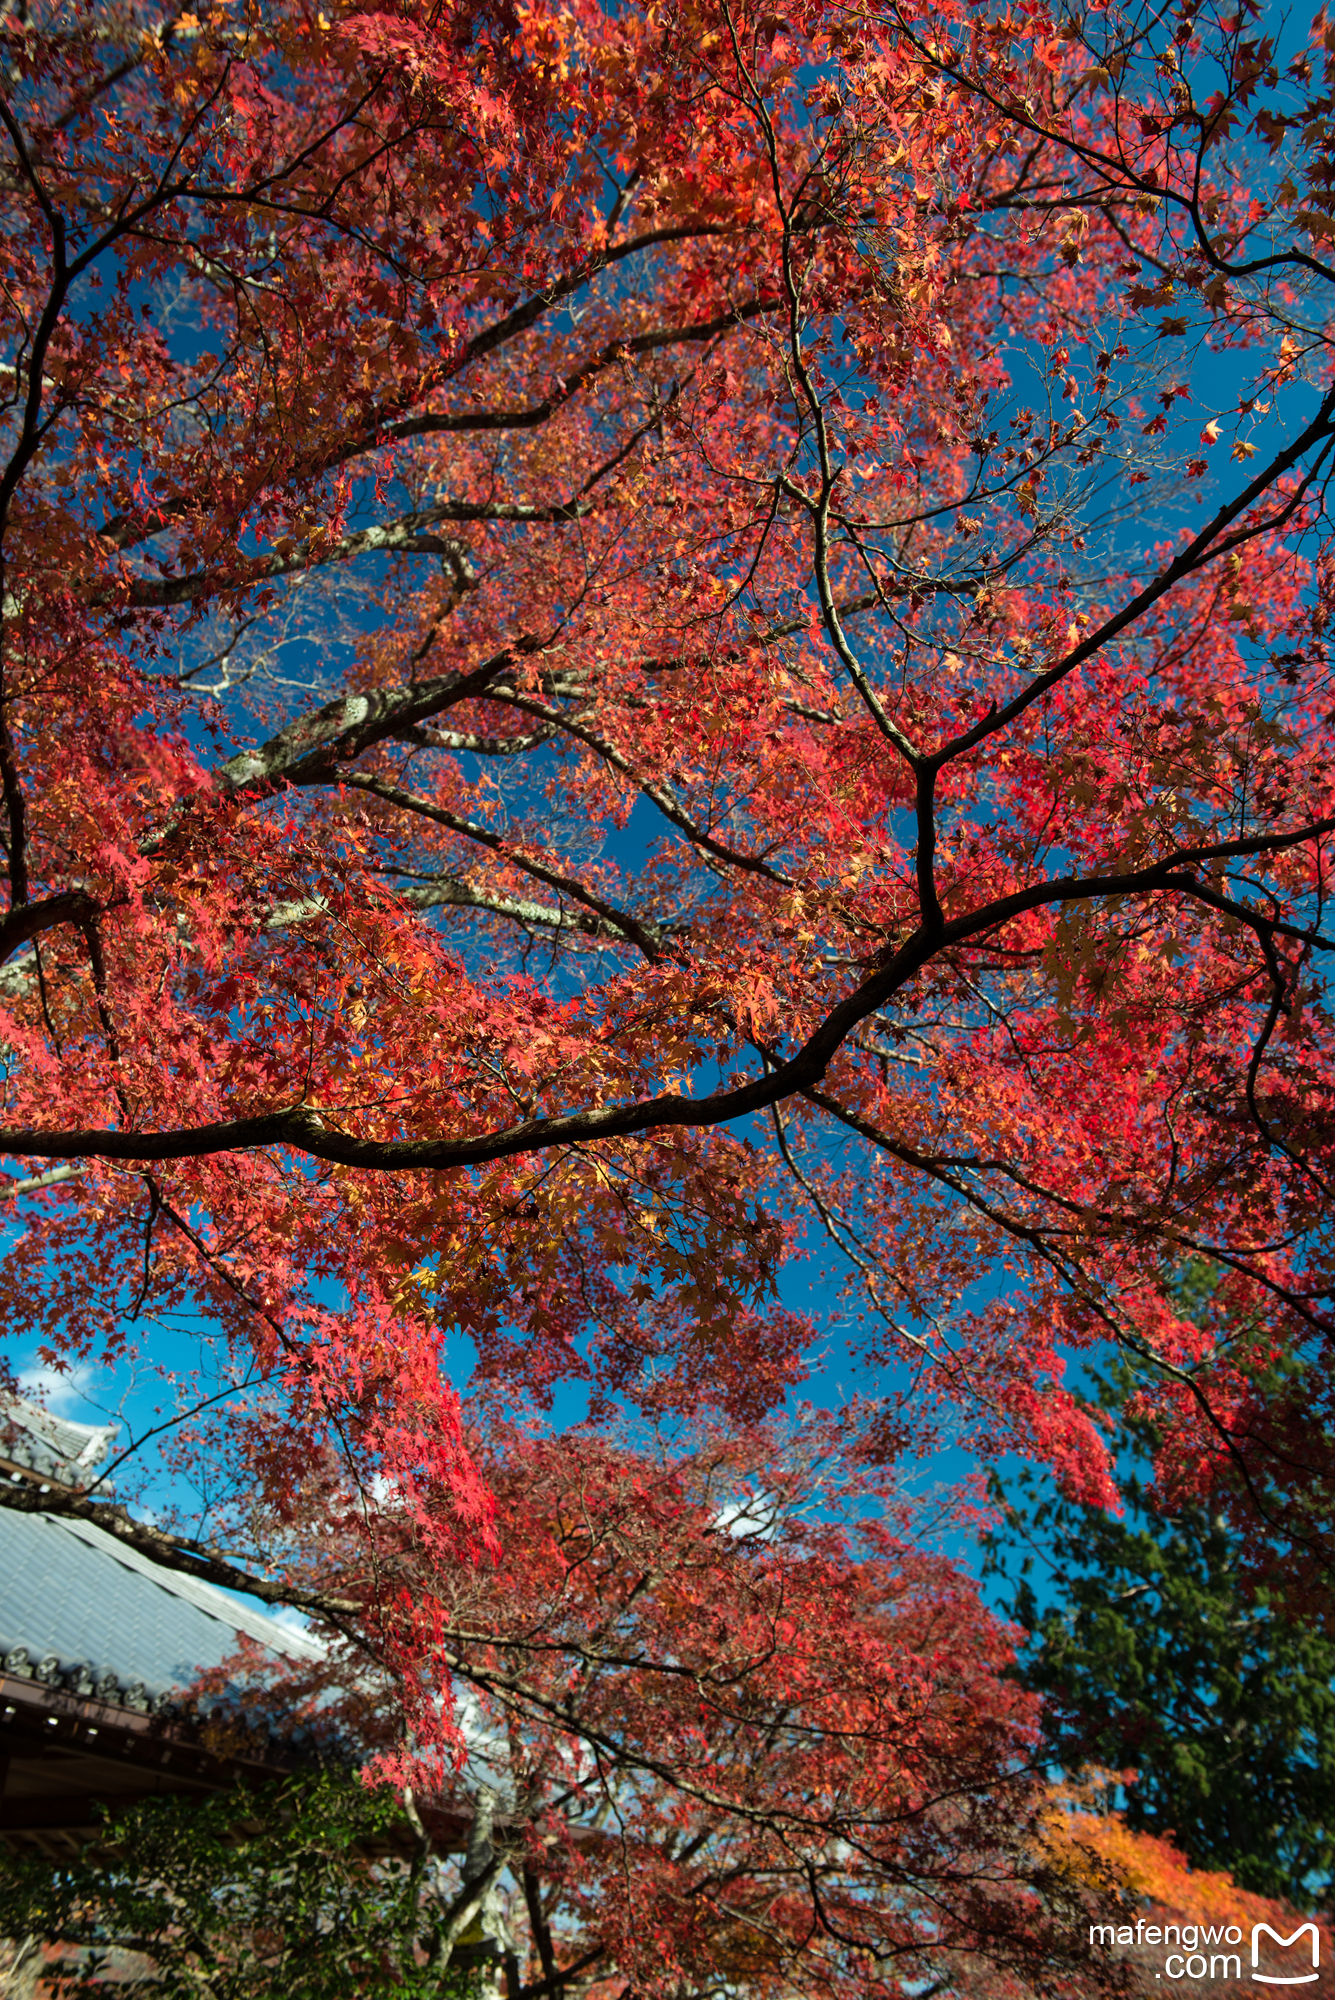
<box><xmin>0</xmin><ymin>1506</ymin><xmax>323</xmax><ymax>1707</ymax></box>
<box><xmin>0</xmin><ymin>1393</ymin><xmax>118</xmax><ymax>1486</ymax></box>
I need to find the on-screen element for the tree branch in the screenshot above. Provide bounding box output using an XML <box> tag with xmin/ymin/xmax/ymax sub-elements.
<box><xmin>2</xmin><ymin>843</ymin><xmax>1332</xmax><ymax>1171</ymax></box>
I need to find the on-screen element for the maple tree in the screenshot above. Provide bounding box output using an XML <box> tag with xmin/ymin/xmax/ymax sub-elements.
<box><xmin>32</xmin><ymin>1409</ymin><xmax>1114</xmax><ymax>2000</ymax></box>
<box><xmin>0</xmin><ymin>0</ymin><xmax>1334</xmax><ymax>1930</ymax></box>
<box><xmin>1043</xmin><ymin>1777</ymin><xmax>1334</xmax><ymax>1998</ymax></box>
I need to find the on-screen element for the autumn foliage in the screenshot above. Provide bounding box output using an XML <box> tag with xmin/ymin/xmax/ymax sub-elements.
<box><xmin>184</xmin><ymin>1409</ymin><xmax>1113</xmax><ymax>2000</ymax></box>
<box><xmin>1044</xmin><ymin>1780</ymin><xmax>1334</xmax><ymax>1997</ymax></box>
<box><xmin>2</xmin><ymin>0</ymin><xmax>1335</xmax><ymax>1984</ymax></box>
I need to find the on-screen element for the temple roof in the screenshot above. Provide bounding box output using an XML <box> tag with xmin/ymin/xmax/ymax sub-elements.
<box><xmin>0</xmin><ymin>1391</ymin><xmax>118</xmax><ymax>1489</ymax></box>
<box><xmin>0</xmin><ymin>1393</ymin><xmax>322</xmax><ymax>1713</ymax></box>
<box><xmin>0</xmin><ymin>1398</ymin><xmax>335</xmax><ymax>1855</ymax></box>
<box><xmin>0</xmin><ymin>1507</ymin><xmax>323</xmax><ymax>1709</ymax></box>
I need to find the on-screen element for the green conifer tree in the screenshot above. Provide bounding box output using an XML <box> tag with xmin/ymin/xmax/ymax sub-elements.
<box><xmin>985</xmin><ymin>1365</ymin><xmax>1335</xmax><ymax>1911</ymax></box>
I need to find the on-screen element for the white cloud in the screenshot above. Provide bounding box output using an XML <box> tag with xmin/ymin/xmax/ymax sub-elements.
<box><xmin>17</xmin><ymin>1358</ymin><xmax>100</xmax><ymax>1419</ymax></box>
<box><xmin>266</xmin><ymin>1603</ymin><xmax>316</xmax><ymax>1640</ymax></box>
<box><xmin>715</xmin><ymin>1490</ymin><xmax>780</xmax><ymax>1540</ymax></box>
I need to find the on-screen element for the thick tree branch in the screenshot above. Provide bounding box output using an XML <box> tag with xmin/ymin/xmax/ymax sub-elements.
<box><xmin>212</xmin><ymin>645</ymin><xmax>539</xmax><ymax>796</ymax></box>
<box><xmin>927</xmin><ymin>395</ymin><xmax>1335</xmax><ymax>770</ymax></box>
<box><xmin>393</xmin><ymin>871</ymin><xmax>655</xmax><ymax>945</ymax></box>
<box><xmin>1</xmin><ymin>841</ymin><xmax>1331</xmax><ymax>1171</ymax></box>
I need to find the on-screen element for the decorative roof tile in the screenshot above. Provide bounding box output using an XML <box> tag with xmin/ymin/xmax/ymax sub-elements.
<box><xmin>0</xmin><ymin>1506</ymin><xmax>323</xmax><ymax>1710</ymax></box>
<box><xmin>0</xmin><ymin>1392</ymin><xmax>118</xmax><ymax>1489</ymax></box>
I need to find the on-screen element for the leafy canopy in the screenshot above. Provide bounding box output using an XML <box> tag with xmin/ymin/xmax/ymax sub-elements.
<box><xmin>0</xmin><ymin>1775</ymin><xmax>486</xmax><ymax>2000</ymax></box>
<box><xmin>0</xmin><ymin>0</ymin><xmax>1334</xmax><ymax>1932</ymax></box>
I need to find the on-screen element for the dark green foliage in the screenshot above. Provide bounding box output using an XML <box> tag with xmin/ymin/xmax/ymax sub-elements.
<box><xmin>0</xmin><ymin>1773</ymin><xmax>486</xmax><ymax>1999</ymax></box>
<box><xmin>985</xmin><ymin>1368</ymin><xmax>1335</xmax><ymax>1912</ymax></box>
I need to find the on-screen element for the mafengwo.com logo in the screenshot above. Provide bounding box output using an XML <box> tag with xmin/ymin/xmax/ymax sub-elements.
<box><xmin>1090</xmin><ymin>1919</ymin><xmax>1322</xmax><ymax>1984</ymax></box>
